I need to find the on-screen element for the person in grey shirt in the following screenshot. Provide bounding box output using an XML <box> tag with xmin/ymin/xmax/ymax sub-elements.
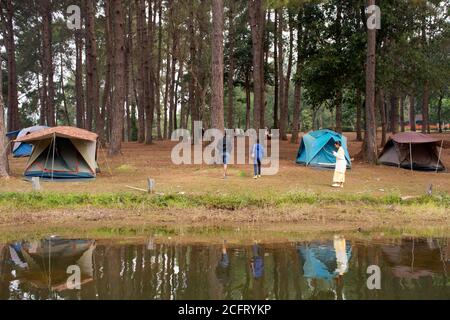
<box><xmin>217</xmin><ymin>131</ymin><xmax>233</xmax><ymax>179</ymax></box>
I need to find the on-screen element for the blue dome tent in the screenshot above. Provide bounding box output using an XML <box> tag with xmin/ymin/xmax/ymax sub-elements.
<box><xmin>296</xmin><ymin>129</ymin><xmax>351</xmax><ymax>169</ymax></box>
<box><xmin>6</xmin><ymin>126</ymin><xmax>48</xmax><ymax>158</ymax></box>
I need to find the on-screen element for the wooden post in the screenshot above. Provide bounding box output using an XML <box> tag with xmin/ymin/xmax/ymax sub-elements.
<box><xmin>32</xmin><ymin>177</ymin><xmax>41</xmax><ymax>191</ymax></box>
<box><xmin>147</xmin><ymin>178</ymin><xmax>155</xmax><ymax>194</ymax></box>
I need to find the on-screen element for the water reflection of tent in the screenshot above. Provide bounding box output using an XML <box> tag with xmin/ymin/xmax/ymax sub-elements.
<box><xmin>297</xmin><ymin>240</ymin><xmax>352</xmax><ymax>281</ymax></box>
<box><xmin>5</xmin><ymin>237</ymin><xmax>96</xmax><ymax>292</ymax></box>
<box><xmin>14</xmin><ymin>126</ymin><xmax>99</xmax><ymax>181</ymax></box>
<box><xmin>381</xmin><ymin>238</ymin><xmax>447</xmax><ymax>280</ymax></box>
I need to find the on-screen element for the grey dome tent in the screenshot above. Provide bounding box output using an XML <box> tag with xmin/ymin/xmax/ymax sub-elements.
<box><xmin>15</xmin><ymin>126</ymin><xmax>99</xmax><ymax>181</ymax></box>
<box><xmin>378</xmin><ymin>132</ymin><xmax>446</xmax><ymax>172</ymax></box>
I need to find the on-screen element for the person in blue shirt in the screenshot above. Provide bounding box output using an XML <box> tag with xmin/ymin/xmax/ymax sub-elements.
<box><xmin>251</xmin><ymin>138</ymin><xmax>265</xmax><ymax>179</ymax></box>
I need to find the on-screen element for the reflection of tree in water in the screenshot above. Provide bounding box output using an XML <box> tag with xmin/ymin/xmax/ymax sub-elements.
<box><xmin>0</xmin><ymin>245</ymin><xmax>9</xmax><ymax>299</ymax></box>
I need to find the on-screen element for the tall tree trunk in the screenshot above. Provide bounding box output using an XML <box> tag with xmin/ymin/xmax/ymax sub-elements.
<box><xmin>109</xmin><ymin>0</ymin><xmax>126</xmax><ymax>155</ymax></box>
<box><xmin>156</xmin><ymin>0</ymin><xmax>163</xmax><ymax>139</ymax></box>
<box><xmin>422</xmin><ymin>80</ymin><xmax>430</xmax><ymax>134</ymax></box>
<box><xmin>211</xmin><ymin>0</ymin><xmax>224</xmax><ymax>132</ymax></box>
<box><xmin>290</xmin><ymin>18</ymin><xmax>302</xmax><ymax>144</ymax></box>
<box><xmin>145</xmin><ymin>0</ymin><xmax>155</xmax><ymax>145</ymax></box>
<box><xmin>0</xmin><ymin>54</ymin><xmax>10</xmax><ymax>177</ymax></box>
<box><xmin>248</xmin><ymin>0</ymin><xmax>264</xmax><ymax>131</ymax></box>
<box><xmin>335</xmin><ymin>91</ymin><xmax>342</xmax><ymax>133</ymax></box>
<box><xmin>168</xmin><ymin>60</ymin><xmax>176</xmax><ymax>136</ymax></box>
<box><xmin>41</xmin><ymin>0</ymin><xmax>55</xmax><ymax>126</ymax></box>
<box><xmin>273</xmin><ymin>10</ymin><xmax>278</xmax><ymax>129</ymax></box>
<box><xmin>291</xmin><ymin>81</ymin><xmax>301</xmax><ymax>144</ymax></box>
<box><xmin>101</xmin><ymin>0</ymin><xmax>113</xmax><ymax>141</ymax></box>
<box><xmin>281</xmin><ymin>11</ymin><xmax>294</xmax><ymax>140</ymax></box>
<box><xmin>179</xmin><ymin>71</ymin><xmax>187</xmax><ymax>129</ymax></box>
<box><xmin>163</xmin><ymin>35</ymin><xmax>171</xmax><ymax>139</ymax></box>
<box><xmin>378</xmin><ymin>89</ymin><xmax>387</xmax><ymax>147</ymax></box>
<box><xmin>226</xmin><ymin>0</ymin><xmax>235</xmax><ymax>130</ymax></box>
<box><xmin>168</xmin><ymin>38</ymin><xmax>177</xmax><ymax>137</ymax></box>
<box><xmin>173</xmin><ymin>62</ymin><xmax>183</xmax><ymax>131</ymax></box>
<box><xmin>277</xmin><ymin>9</ymin><xmax>286</xmax><ymax>138</ymax></box>
<box><xmin>142</xmin><ymin>0</ymin><xmax>152</xmax><ymax>144</ymax></box>
<box><xmin>421</xmin><ymin>12</ymin><xmax>429</xmax><ymax>134</ymax></box>
<box><xmin>335</xmin><ymin>3</ymin><xmax>342</xmax><ymax>134</ymax></box>
<box><xmin>124</xmin><ymin>0</ymin><xmax>133</xmax><ymax>142</ymax></box>
<box><xmin>245</xmin><ymin>72</ymin><xmax>251</xmax><ymax>130</ymax></box>
<box><xmin>437</xmin><ymin>93</ymin><xmax>443</xmax><ymax>133</ymax></box>
<box><xmin>188</xmin><ymin>3</ymin><xmax>198</xmax><ymax>137</ymax></box>
<box><xmin>390</xmin><ymin>92</ymin><xmax>398</xmax><ymax>134</ymax></box>
<box><xmin>409</xmin><ymin>95</ymin><xmax>416</xmax><ymax>131</ymax></box>
<box><xmin>38</xmin><ymin>62</ymin><xmax>47</xmax><ymax>126</ymax></box>
<box><xmin>85</xmin><ymin>0</ymin><xmax>100</xmax><ymax>133</ymax></box>
<box><xmin>167</xmin><ymin>1</ymin><xmax>177</xmax><ymax>137</ymax></box>
<box><xmin>4</xmin><ymin>0</ymin><xmax>19</xmax><ymax>132</ymax></box>
<box><xmin>75</xmin><ymin>27</ymin><xmax>85</xmax><ymax>128</ymax></box>
<box><xmin>136</xmin><ymin>0</ymin><xmax>146</xmax><ymax>142</ymax></box>
<box><xmin>356</xmin><ymin>90</ymin><xmax>363</xmax><ymax>141</ymax></box>
<box><xmin>399</xmin><ymin>94</ymin><xmax>405</xmax><ymax>132</ymax></box>
<box><xmin>364</xmin><ymin>0</ymin><xmax>378</xmax><ymax>164</ymax></box>
<box><xmin>59</xmin><ymin>52</ymin><xmax>71</xmax><ymax>126</ymax></box>
<box><xmin>259</xmin><ymin>9</ymin><xmax>266</xmax><ymax>129</ymax></box>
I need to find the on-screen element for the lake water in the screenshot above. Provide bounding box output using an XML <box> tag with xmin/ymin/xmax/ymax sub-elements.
<box><xmin>0</xmin><ymin>235</ymin><xmax>448</xmax><ymax>300</ymax></box>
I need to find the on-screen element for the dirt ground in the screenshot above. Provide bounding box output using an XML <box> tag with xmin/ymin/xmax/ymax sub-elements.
<box><xmin>1</xmin><ymin>132</ymin><xmax>449</xmax><ymax>198</ymax></box>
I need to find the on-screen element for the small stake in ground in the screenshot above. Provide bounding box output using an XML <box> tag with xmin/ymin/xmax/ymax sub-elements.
<box><xmin>31</xmin><ymin>177</ymin><xmax>41</xmax><ymax>191</ymax></box>
<box><xmin>148</xmin><ymin>178</ymin><xmax>155</xmax><ymax>194</ymax></box>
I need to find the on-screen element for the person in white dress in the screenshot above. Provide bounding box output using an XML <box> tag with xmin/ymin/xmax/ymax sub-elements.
<box><xmin>332</xmin><ymin>141</ymin><xmax>347</xmax><ymax>188</ymax></box>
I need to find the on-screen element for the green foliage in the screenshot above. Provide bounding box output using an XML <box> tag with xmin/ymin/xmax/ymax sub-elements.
<box><xmin>0</xmin><ymin>191</ymin><xmax>447</xmax><ymax>210</ymax></box>
<box><xmin>3</xmin><ymin>0</ymin><xmax>449</xmax><ymax>133</ymax></box>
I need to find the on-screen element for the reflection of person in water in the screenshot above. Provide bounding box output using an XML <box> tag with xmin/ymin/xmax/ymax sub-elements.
<box><xmin>333</xmin><ymin>235</ymin><xmax>349</xmax><ymax>300</ymax></box>
<box><xmin>251</xmin><ymin>243</ymin><xmax>264</xmax><ymax>279</ymax></box>
<box><xmin>215</xmin><ymin>241</ymin><xmax>231</xmax><ymax>287</ymax></box>
<box><xmin>297</xmin><ymin>236</ymin><xmax>352</xmax><ymax>299</ymax></box>
<box><xmin>334</xmin><ymin>235</ymin><xmax>349</xmax><ymax>276</ymax></box>
<box><xmin>249</xmin><ymin>243</ymin><xmax>265</xmax><ymax>300</ymax></box>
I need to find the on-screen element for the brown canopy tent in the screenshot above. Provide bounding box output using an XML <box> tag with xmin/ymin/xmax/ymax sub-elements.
<box><xmin>15</xmin><ymin>126</ymin><xmax>99</xmax><ymax>180</ymax></box>
<box><xmin>378</xmin><ymin>132</ymin><xmax>446</xmax><ymax>172</ymax></box>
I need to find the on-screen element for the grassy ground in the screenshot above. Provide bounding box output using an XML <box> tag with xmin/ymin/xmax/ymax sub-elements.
<box><xmin>0</xmin><ymin>132</ymin><xmax>448</xmax><ymax>237</ymax></box>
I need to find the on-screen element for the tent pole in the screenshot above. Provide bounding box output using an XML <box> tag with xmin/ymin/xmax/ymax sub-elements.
<box><xmin>409</xmin><ymin>142</ymin><xmax>413</xmax><ymax>173</ymax></box>
<box><xmin>42</xmin><ymin>137</ymin><xmax>53</xmax><ymax>180</ymax></box>
<box><xmin>436</xmin><ymin>140</ymin><xmax>444</xmax><ymax>174</ymax></box>
<box><xmin>51</xmin><ymin>133</ymin><xmax>56</xmax><ymax>181</ymax></box>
